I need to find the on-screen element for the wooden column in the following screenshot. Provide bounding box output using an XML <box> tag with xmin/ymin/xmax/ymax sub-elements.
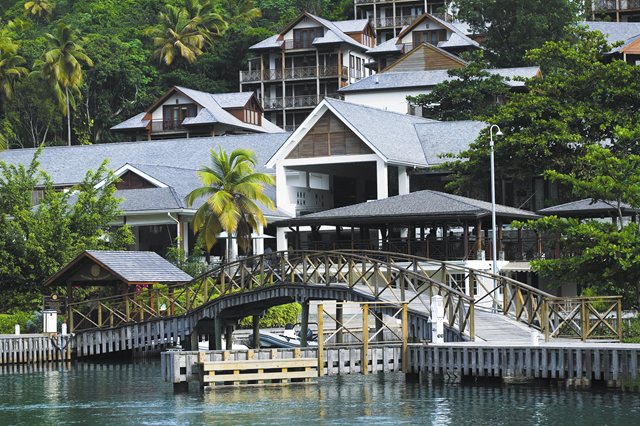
<box><xmin>336</xmin><ymin>302</ymin><xmax>343</xmax><ymax>344</ymax></box>
<box><xmin>225</xmin><ymin>325</ymin><xmax>234</xmax><ymax>350</ymax></box>
<box><xmin>362</xmin><ymin>303</ymin><xmax>369</xmax><ymax>375</ymax></box>
<box><xmin>317</xmin><ymin>303</ymin><xmax>324</xmax><ymax>377</ymax></box>
<box><xmin>476</xmin><ymin>219</ymin><xmax>482</xmax><ymax>256</ymax></box>
<box><xmin>300</xmin><ymin>300</ymin><xmax>309</xmax><ymax>347</ymax></box>
<box><xmin>463</xmin><ymin>222</ymin><xmax>469</xmax><ymax>259</ymax></box>
<box><xmin>444</xmin><ymin>223</ymin><xmax>449</xmax><ymax>260</ymax></box>
<box><xmin>259</xmin><ymin>53</ymin><xmax>265</xmax><ymax>109</ymax></box>
<box><xmin>252</xmin><ymin>315</ymin><xmax>261</xmax><ymax>349</ymax></box>
<box><xmin>497</xmin><ymin>221</ymin><xmax>503</xmax><ymax>259</ymax></box>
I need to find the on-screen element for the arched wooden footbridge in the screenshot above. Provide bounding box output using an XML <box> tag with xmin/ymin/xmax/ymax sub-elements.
<box><xmin>66</xmin><ymin>251</ymin><xmax>622</xmax><ymax>358</ymax></box>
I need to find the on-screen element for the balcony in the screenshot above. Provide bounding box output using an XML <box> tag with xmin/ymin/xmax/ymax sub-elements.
<box><xmin>593</xmin><ymin>0</ymin><xmax>640</xmax><ymax>11</ymax></box>
<box><xmin>355</xmin><ymin>0</ymin><xmax>426</xmax><ymax>4</ymax></box>
<box><xmin>149</xmin><ymin>119</ymin><xmax>186</xmax><ymax>133</ymax></box>
<box><xmin>282</xmin><ymin>39</ymin><xmax>316</xmax><ymax>51</ymax></box>
<box><xmin>262</xmin><ymin>93</ymin><xmax>340</xmax><ymax>110</ymax></box>
<box><xmin>240</xmin><ymin>66</ymin><xmax>348</xmax><ymax>83</ymax></box>
<box><xmin>373</xmin><ymin>15</ymin><xmax>419</xmax><ymax>28</ymax></box>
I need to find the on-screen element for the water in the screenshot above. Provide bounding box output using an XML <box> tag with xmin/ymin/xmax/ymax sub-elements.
<box><xmin>0</xmin><ymin>362</ymin><xmax>639</xmax><ymax>425</ymax></box>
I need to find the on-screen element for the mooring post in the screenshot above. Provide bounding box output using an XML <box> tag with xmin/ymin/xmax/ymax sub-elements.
<box><xmin>336</xmin><ymin>302</ymin><xmax>344</xmax><ymax>344</ymax></box>
<box><xmin>402</xmin><ymin>303</ymin><xmax>408</xmax><ymax>373</ymax></box>
<box><xmin>300</xmin><ymin>300</ymin><xmax>309</xmax><ymax>347</ymax></box>
<box><xmin>317</xmin><ymin>303</ymin><xmax>324</xmax><ymax>377</ymax></box>
<box><xmin>362</xmin><ymin>303</ymin><xmax>369</xmax><ymax>375</ymax></box>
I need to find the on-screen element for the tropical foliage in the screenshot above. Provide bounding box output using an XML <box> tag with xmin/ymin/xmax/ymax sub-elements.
<box><xmin>0</xmin><ymin>0</ymin><xmax>349</xmax><ymax>147</ymax></box>
<box><xmin>0</xmin><ymin>149</ymin><xmax>133</xmax><ymax>310</ymax></box>
<box><xmin>185</xmin><ymin>148</ymin><xmax>274</xmax><ymax>257</ymax></box>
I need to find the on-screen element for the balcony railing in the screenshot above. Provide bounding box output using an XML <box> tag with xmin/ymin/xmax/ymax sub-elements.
<box><xmin>282</xmin><ymin>39</ymin><xmax>316</xmax><ymax>50</ymax></box>
<box><xmin>262</xmin><ymin>93</ymin><xmax>340</xmax><ymax>110</ymax></box>
<box><xmin>241</xmin><ymin>66</ymin><xmax>349</xmax><ymax>83</ymax></box>
<box><xmin>150</xmin><ymin>120</ymin><xmax>186</xmax><ymax>133</ymax></box>
<box><xmin>373</xmin><ymin>15</ymin><xmax>419</xmax><ymax>28</ymax></box>
<box><xmin>355</xmin><ymin>0</ymin><xmax>424</xmax><ymax>4</ymax></box>
<box><xmin>593</xmin><ymin>0</ymin><xmax>640</xmax><ymax>11</ymax></box>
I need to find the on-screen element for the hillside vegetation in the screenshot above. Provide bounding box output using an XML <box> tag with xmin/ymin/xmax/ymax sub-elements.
<box><xmin>0</xmin><ymin>0</ymin><xmax>351</xmax><ymax>147</ymax></box>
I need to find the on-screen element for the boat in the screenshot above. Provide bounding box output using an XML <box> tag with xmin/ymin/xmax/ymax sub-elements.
<box><xmin>248</xmin><ymin>324</ymin><xmax>318</xmax><ymax>349</ymax></box>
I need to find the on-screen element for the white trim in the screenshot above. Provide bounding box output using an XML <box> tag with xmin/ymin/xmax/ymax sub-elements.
<box><xmin>94</xmin><ymin>163</ymin><xmax>169</xmax><ymax>190</ymax></box>
<box><xmin>265</xmin><ymin>99</ymin><xmax>389</xmax><ymax>168</ymax></box>
<box><xmin>281</xmin><ymin>154</ymin><xmax>379</xmax><ymax>167</ymax></box>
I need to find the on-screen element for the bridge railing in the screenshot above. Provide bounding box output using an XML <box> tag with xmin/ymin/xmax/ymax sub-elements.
<box><xmin>66</xmin><ymin>251</ymin><xmax>476</xmax><ymax>339</ymax></box>
<box><xmin>341</xmin><ymin>250</ymin><xmax>623</xmax><ymax>341</ymax></box>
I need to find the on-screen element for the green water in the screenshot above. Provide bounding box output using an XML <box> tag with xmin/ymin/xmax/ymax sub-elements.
<box><xmin>0</xmin><ymin>362</ymin><xmax>638</xmax><ymax>425</ymax></box>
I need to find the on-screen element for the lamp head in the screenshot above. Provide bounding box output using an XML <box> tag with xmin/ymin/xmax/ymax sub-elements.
<box><xmin>496</xmin><ymin>129</ymin><xmax>503</xmax><ymax>137</ymax></box>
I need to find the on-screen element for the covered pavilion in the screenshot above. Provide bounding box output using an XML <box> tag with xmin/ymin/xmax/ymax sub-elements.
<box><xmin>275</xmin><ymin>190</ymin><xmax>540</xmax><ymax>261</ymax></box>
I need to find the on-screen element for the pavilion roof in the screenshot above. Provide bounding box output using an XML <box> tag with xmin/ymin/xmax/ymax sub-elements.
<box><xmin>276</xmin><ymin>190</ymin><xmax>539</xmax><ymax>227</ymax></box>
<box><xmin>44</xmin><ymin>250</ymin><xmax>193</xmax><ymax>287</ymax></box>
<box><xmin>537</xmin><ymin>199</ymin><xmax>640</xmax><ymax>218</ymax></box>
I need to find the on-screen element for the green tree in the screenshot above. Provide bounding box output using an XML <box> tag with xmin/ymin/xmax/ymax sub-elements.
<box><xmin>406</xmin><ymin>51</ymin><xmax>509</xmax><ymax>121</ymax></box>
<box><xmin>32</xmin><ymin>22</ymin><xmax>93</xmax><ymax>146</ymax></box>
<box><xmin>545</xmin><ymin>145</ymin><xmax>640</xmax><ymax>228</ymax></box>
<box><xmin>24</xmin><ymin>0</ymin><xmax>54</xmax><ymax>19</ymax></box>
<box><xmin>0</xmin><ymin>48</ymin><xmax>28</xmax><ymax>101</ymax></box>
<box><xmin>445</xmin><ymin>27</ymin><xmax>640</xmax><ymax>201</ymax></box>
<box><xmin>0</xmin><ymin>149</ymin><xmax>133</xmax><ymax>310</ymax></box>
<box><xmin>515</xmin><ymin>145</ymin><xmax>640</xmax><ymax>308</ymax></box>
<box><xmin>185</xmin><ymin>148</ymin><xmax>274</xmax><ymax>258</ymax></box>
<box><xmin>454</xmin><ymin>0</ymin><xmax>581</xmax><ymax>66</ymax></box>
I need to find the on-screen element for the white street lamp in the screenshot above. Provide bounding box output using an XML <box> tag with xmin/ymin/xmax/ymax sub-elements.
<box><xmin>489</xmin><ymin>124</ymin><xmax>503</xmax><ymax>279</ymax></box>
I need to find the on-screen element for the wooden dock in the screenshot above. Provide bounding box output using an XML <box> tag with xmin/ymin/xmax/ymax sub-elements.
<box><xmin>162</xmin><ymin>346</ymin><xmax>403</xmax><ymax>391</ymax></box>
<box><xmin>408</xmin><ymin>343</ymin><xmax>640</xmax><ymax>389</ymax></box>
<box><xmin>199</xmin><ymin>350</ymin><xmax>317</xmax><ymax>388</ymax></box>
<box><xmin>0</xmin><ymin>334</ymin><xmax>71</xmax><ymax>365</ymax></box>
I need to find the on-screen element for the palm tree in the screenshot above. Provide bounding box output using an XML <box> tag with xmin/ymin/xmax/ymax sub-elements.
<box><xmin>148</xmin><ymin>4</ymin><xmax>206</xmax><ymax>66</ymax></box>
<box><xmin>0</xmin><ymin>48</ymin><xmax>28</xmax><ymax>101</ymax></box>
<box><xmin>185</xmin><ymin>148</ymin><xmax>275</xmax><ymax>259</ymax></box>
<box><xmin>184</xmin><ymin>0</ymin><xmax>227</xmax><ymax>45</ymax></box>
<box><xmin>33</xmin><ymin>23</ymin><xmax>93</xmax><ymax>146</ymax></box>
<box><xmin>219</xmin><ymin>0</ymin><xmax>260</xmax><ymax>26</ymax></box>
<box><xmin>24</xmin><ymin>0</ymin><xmax>55</xmax><ymax>19</ymax></box>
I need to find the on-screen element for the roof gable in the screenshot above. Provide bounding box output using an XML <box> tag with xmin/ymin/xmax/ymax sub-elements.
<box><xmin>44</xmin><ymin>250</ymin><xmax>193</xmax><ymax>287</ymax></box>
<box><xmin>95</xmin><ymin>163</ymin><xmax>169</xmax><ymax>190</ymax></box>
<box><xmin>396</xmin><ymin>13</ymin><xmax>480</xmax><ymax>49</ymax></box>
<box><xmin>384</xmin><ymin>43</ymin><xmax>467</xmax><ymax>72</ymax></box>
<box><xmin>285</xmin><ymin>110</ymin><xmax>374</xmax><ymax>159</ymax></box>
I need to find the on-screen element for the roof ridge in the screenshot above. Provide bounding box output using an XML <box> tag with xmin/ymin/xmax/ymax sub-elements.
<box><xmin>427</xmin><ymin>190</ymin><xmax>486</xmax><ymax>211</ymax></box>
<box><xmin>325</xmin><ymin>97</ymin><xmax>437</xmax><ymax>122</ymax></box>
<box><xmin>129</xmin><ymin>163</ymin><xmax>199</xmax><ymax>172</ymax></box>
<box><xmin>168</xmin><ymin>186</ymin><xmax>186</xmax><ymax>209</ymax></box>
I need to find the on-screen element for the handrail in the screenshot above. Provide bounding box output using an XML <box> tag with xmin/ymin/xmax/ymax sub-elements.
<box><xmin>66</xmin><ymin>250</ymin><xmax>476</xmax><ymax>339</ymax></box>
<box><xmin>64</xmin><ymin>250</ymin><xmax>623</xmax><ymax>342</ymax></box>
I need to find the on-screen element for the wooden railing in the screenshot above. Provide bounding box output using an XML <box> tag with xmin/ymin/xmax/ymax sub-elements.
<box><xmin>66</xmin><ymin>250</ymin><xmax>622</xmax><ymax>343</ymax></box>
<box><xmin>343</xmin><ymin>251</ymin><xmax>623</xmax><ymax>342</ymax></box>
<box><xmin>241</xmin><ymin>66</ymin><xmax>346</xmax><ymax>83</ymax></box>
<box><xmin>67</xmin><ymin>251</ymin><xmax>475</xmax><ymax>340</ymax></box>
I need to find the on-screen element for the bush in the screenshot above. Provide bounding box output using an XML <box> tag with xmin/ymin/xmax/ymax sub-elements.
<box><xmin>623</xmin><ymin>314</ymin><xmax>640</xmax><ymax>343</ymax></box>
<box><xmin>0</xmin><ymin>311</ymin><xmax>32</xmax><ymax>334</ymax></box>
<box><xmin>238</xmin><ymin>303</ymin><xmax>302</xmax><ymax>329</ymax></box>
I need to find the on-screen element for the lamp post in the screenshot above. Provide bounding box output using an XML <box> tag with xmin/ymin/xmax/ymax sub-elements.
<box><xmin>489</xmin><ymin>125</ymin><xmax>503</xmax><ymax>279</ymax></box>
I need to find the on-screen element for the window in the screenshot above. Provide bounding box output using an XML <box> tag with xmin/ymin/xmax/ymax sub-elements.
<box><xmin>162</xmin><ymin>103</ymin><xmax>197</xmax><ymax>130</ymax></box>
<box><xmin>412</xmin><ymin>29</ymin><xmax>448</xmax><ymax>47</ymax></box>
<box><xmin>293</xmin><ymin>27</ymin><xmax>323</xmax><ymax>49</ymax></box>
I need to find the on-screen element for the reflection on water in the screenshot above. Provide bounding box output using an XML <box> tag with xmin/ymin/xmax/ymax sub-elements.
<box><xmin>0</xmin><ymin>362</ymin><xmax>639</xmax><ymax>425</ymax></box>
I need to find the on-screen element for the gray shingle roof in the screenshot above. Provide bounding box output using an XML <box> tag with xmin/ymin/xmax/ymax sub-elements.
<box><xmin>368</xmin><ymin>38</ymin><xmax>403</xmax><ymax>54</ymax></box>
<box><xmin>415</xmin><ymin>121</ymin><xmax>485</xmax><ymax>166</ymax></box>
<box><xmin>115</xmin><ymin>187</ymin><xmax>185</xmax><ymax>211</ymax></box>
<box><xmin>0</xmin><ymin>133</ymin><xmax>288</xmax><ymax>185</ymax></box>
<box><xmin>249</xmin><ymin>34</ymin><xmax>282</xmax><ymax>50</ymax></box>
<box><xmin>340</xmin><ymin>66</ymin><xmax>540</xmax><ymax>93</ymax></box>
<box><xmin>333</xmin><ymin>19</ymin><xmax>369</xmax><ymax>33</ymax></box>
<box><xmin>86</xmin><ymin>250</ymin><xmax>193</xmax><ymax>283</ymax></box>
<box><xmin>251</xmin><ymin>14</ymin><xmax>370</xmax><ymax>53</ymax></box>
<box><xmin>110</xmin><ymin>112</ymin><xmax>149</xmax><ymax>131</ymax></box>
<box><xmin>323</xmin><ymin>98</ymin><xmax>432</xmax><ymax>167</ymax></box>
<box><xmin>112</xmin><ymin>88</ymin><xmax>281</xmax><ymax>134</ymax></box>
<box><xmin>538</xmin><ymin>199</ymin><xmax>640</xmax><ymax>217</ymax></box>
<box><xmin>584</xmin><ymin>21</ymin><xmax>640</xmax><ymax>46</ymax></box>
<box><xmin>276</xmin><ymin>190</ymin><xmax>539</xmax><ymax>226</ymax></box>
